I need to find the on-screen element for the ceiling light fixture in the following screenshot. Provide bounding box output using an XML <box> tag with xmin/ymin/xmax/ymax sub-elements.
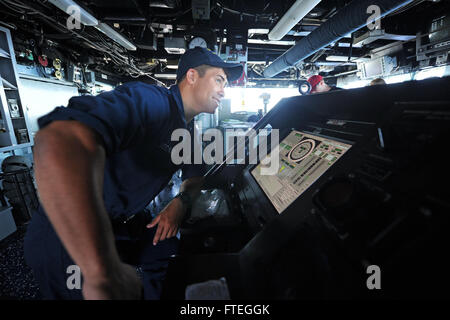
<box><xmin>154</xmin><ymin>74</ymin><xmax>177</xmax><ymax>79</ymax></box>
<box><xmin>48</xmin><ymin>0</ymin><xmax>136</xmax><ymax>51</ymax></box>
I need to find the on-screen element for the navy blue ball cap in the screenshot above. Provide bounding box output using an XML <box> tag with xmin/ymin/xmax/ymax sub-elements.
<box><xmin>176</xmin><ymin>47</ymin><xmax>244</xmax><ymax>82</ymax></box>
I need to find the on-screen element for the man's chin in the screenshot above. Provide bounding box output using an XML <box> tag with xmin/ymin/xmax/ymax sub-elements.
<box><xmin>206</xmin><ymin>103</ymin><xmax>219</xmax><ymax>114</ymax></box>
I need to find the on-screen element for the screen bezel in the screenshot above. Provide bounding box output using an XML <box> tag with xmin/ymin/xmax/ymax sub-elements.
<box><xmin>247</xmin><ymin>127</ymin><xmax>354</xmax><ymax>215</ymax></box>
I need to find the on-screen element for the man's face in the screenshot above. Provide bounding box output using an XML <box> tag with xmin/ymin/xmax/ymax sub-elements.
<box><xmin>315</xmin><ymin>80</ymin><xmax>331</xmax><ymax>93</ymax></box>
<box><xmin>192</xmin><ymin>67</ymin><xmax>227</xmax><ymax>114</ymax></box>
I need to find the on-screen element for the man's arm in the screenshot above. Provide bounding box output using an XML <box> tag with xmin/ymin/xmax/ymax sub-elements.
<box><xmin>34</xmin><ymin>120</ymin><xmax>142</xmax><ymax>299</ymax></box>
<box><xmin>147</xmin><ymin>176</ymin><xmax>204</xmax><ymax>245</ymax></box>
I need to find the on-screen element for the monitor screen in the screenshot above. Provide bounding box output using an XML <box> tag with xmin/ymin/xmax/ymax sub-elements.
<box><xmin>364</xmin><ymin>59</ymin><xmax>383</xmax><ymax>78</ymax></box>
<box><xmin>251</xmin><ymin>130</ymin><xmax>352</xmax><ymax>214</ymax></box>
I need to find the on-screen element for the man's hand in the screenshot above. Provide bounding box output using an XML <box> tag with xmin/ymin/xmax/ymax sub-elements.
<box><xmin>146</xmin><ymin>197</ymin><xmax>186</xmax><ymax>245</ymax></box>
<box><xmin>147</xmin><ymin>176</ymin><xmax>204</xmax><ymax>246</ymax></box>
<box><xmin>82</xmin><ymin>262</ymin><xmax>143</xmax><ymax>300</ymax></box>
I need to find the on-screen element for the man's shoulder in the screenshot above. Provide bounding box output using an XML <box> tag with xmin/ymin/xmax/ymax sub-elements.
<box><xmin>114</xmin><ymin>82</ymin><xmax>174</xmax><ymax>112</ymax></box>
<box><xmin>118</xmin><ymin>81</ymin><xmax>170</xmax><ymax>96</ymax></box>
<box><xmin>118</xmin><ymin>82</ymin><xmax>180</xmax><ymax>123</ymax></box>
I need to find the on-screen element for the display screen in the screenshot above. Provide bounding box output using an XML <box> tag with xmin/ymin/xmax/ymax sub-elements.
<box><xmin>364</xmin><ymin>59</ymin><xmax>383</xmax><ymax>78</ymax></box>
<box><xmin>251</xmin><ymin>130</ymin><xmax>352</xmax><ymax>214</ymax></box>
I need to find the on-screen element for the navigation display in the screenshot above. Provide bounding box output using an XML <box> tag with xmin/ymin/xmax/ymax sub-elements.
<box><xmin>251</xmin><ymin>130</ymin><xmax>352</xmax><ymax>214</ymax></box>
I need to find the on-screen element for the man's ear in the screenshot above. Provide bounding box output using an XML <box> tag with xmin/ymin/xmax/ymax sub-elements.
<box><xmin>186</xmin><ymin>68</ymin><xmax>197</xmax><ymax>85</ymax></box>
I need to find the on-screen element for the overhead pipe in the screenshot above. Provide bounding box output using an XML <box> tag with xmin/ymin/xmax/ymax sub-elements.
<box><xmin>268</xmin><ymin>0</ymin><xmax>322</xmax><ymax>41</ymax></box>
<box><xmin>48</xmin><ymin>0</ymin><xmax>98</xmax><ymax>26</ymax></box>
<box><xmin>263</xmin><ymin>0</ymin><xmax>414</xmax><ymax>77</ymax></box>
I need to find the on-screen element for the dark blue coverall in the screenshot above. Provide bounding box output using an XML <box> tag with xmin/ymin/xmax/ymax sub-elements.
<box><xmin>24</xmin><ymin>82</ymin><xmax>203</xmax><ymax>299</ymax></box>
